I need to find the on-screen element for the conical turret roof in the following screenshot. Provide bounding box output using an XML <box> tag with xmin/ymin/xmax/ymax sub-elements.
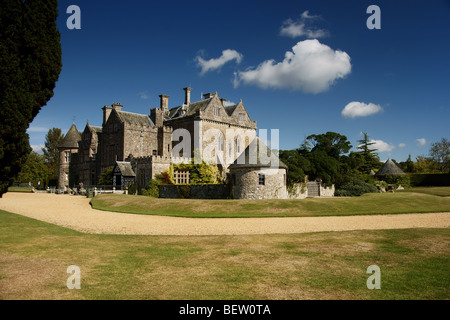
<box><xmin>229</xmin><ymin>137</ymin><xmax>287</xmax><ymax>170</ymax></box>
<box><xmin>58</xmin><ymin>123</ymin><xmax>81</xmax><ymax>149</ymax></box>
<box><xmin>375</xmin><ymin>159</ymin><xmax>406</xmax><ymax>176</ymax></box>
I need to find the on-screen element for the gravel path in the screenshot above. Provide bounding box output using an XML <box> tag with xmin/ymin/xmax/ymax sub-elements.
<box><xmin>0</xmin><ymin>192</ymin><xmax>449</xmax><ymax>236</ymax></box>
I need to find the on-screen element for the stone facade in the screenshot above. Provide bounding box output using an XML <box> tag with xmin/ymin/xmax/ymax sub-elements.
<box><xmin>58</xmin><ymin>88</ymin><xmax>266</xmax><ymax>198</ymax></box>
<box><xmin>230</xmin><ymin>168</ymin><xmax>288</xmax><ymax>200</ymax></box>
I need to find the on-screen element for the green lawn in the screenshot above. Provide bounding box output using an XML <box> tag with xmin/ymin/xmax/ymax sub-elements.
<box><xmin>90</xmin><ymin>188</ymin><xmax>450</xmax><ymax>218</ymax></box>
<box><xmin>7</xmin><ymin>186</ymin><xmax>33</xmax><ymax>193</ymax></box>
<box><xmin>0</xmin><ymin>209</ymin><xmax>448</xmax><ymax>300</ymax></box>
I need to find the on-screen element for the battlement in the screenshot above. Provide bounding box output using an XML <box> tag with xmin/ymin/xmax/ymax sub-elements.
<box><xmin>130</xmin><ymin>155</ymin><xmax>191</xmax><ymax>164</ymax></box>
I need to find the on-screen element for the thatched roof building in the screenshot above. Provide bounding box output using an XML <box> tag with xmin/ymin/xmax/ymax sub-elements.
<box><xmin>375</xmin><ymin>159</ymin><xmax>406</xmax><ymax>176</ymax></box>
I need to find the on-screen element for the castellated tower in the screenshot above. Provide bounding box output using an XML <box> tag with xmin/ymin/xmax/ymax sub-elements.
<box><xmin>57</xmin><ymin>123</ymin><xmax>81</xmax><ymax>189</ymax></box>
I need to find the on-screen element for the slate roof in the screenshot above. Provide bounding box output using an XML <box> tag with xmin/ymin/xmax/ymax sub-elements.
<box><xmin>229</xmin><ymin>137</ymin><xmax>288</xmax><ymax>170</ymax></box>
<box><xmin>375</xmin><ymin>159</ymin><xmax>406</xmax><ymax>176</ymax></box>
<box><xmin>224</xmin><ymin>104</ymin><xmax>238</xmax><ymax>116</ymax></box>
<box><xmin>59</xmin><ymin>123</ymin><xmax>81</xmax><ymax>149</ymax></box>
<box><xmin>116</xmin><ymin>111</ymin><xmax>155</xmax><ymax>127</ymax></box>
<box><xmin>115</xmin><ymin>161</ymin><xmax>135</xmax><ymax>177</ymax></box>
<box><xmin>168</xmin><ymin>98</ymin><xmax>213</xmax><ymax>119</ymax></box>
<box><xmin>89</xmin><ymin>125</ymin><xmax>102</xmax><ymax>133</ymax></box>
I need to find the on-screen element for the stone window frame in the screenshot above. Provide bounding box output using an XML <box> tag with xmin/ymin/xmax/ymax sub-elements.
<box><xmin>65</xmin><ymin>151</ymin><xmax>71</xmax><ymax>163</ymax></box>
<box><xmin>214</xmin><ymin>107</ymin><xmax>220</xmax><ymax>117</ymax></box>
<box><xmin>238</xmin><ymin>113</ymin><xmax>245</xmax><ymax>121</ymax></box>
<box><xmin>258</xmin><ymin>173</ymin><xmax>265</xmax><ymax>186</ymax></box>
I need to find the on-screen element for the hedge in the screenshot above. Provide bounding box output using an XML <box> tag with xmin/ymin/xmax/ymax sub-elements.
<box><xmin>408</xmin><ymin>173</ymin><xmax>450</xmax><ymax>186</ymax></box>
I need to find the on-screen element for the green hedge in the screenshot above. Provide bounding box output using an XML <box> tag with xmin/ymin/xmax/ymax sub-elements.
<box><xmin>408</xmin><ymin>173</ymin><xmax>450</xmax><ymax>186</ymax></box>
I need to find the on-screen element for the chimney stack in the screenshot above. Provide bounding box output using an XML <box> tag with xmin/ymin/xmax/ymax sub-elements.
<box><xmin>183</xmin><ymin>87</ymin><xmax>192</xmax><ymax>105</ymax></box>
<box><xmin>159</xmin><ymin>95</ymin><xmax>170</xmax><ymax>113</ymax></box>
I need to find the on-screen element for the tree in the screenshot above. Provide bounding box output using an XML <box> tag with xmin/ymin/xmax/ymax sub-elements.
<box><xmin>302</xmin><ymin>132</ymin><xmax>352</xmax><ymax>159</ymax></box>
<box><xmin>42</xmin><ymin>128</ymin><xmax>64</xmax><ymax>182</ymax></box>
<box><xmin>0</xmin><ymin>0</ymin><xmax>62</xmax><ymax>197</ymax></box>
<box><xmin>429</xmin><ymin>138</ymin><xmax>450</xmax><ymax>173</ymax></box>
<box><xmin>15</xmin><ymin>151</ymin><xmax>49</xmax><ymax>187</ymax></box>
<box><xmin>278</xmin><ymin>150</ymin><xmax>311</xmax><ymax>185</ymax></box>
<box><xmin>98</xmin><ymin>166</ymin><xmax>114</xmax><ymax>185</ymax></box>
<box><xmin>356</xmin><ymin>132</ymin><xmax>380</xmax><ymax>173</ymax></box>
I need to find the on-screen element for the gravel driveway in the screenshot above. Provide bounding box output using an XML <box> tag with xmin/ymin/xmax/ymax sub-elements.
<box><xmin>0</xmin><ymin>192</ymin><xmax>449</xmax><ymax>236</ymax></box>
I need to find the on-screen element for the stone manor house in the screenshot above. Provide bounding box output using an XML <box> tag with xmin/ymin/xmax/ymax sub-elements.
<box><xmin>57</xmin><ymin>88</ymin><xmax>297</xmax><ymax>199</ymax></box>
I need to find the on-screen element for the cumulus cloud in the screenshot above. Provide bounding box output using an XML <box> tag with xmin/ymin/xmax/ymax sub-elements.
<box><xmin>280</xmin><ymin>10</ymin><xmax>328</xmax><ymax>38</ymax></box>
<box><xmin>371</xmin><ymin>139</ymin><xmax>395</xmax><ymax>153</ymax></box>
<box><xmin>341</xmin><ymin>102</ymin><xmax>383</xmax><ymax>118</ymax></box>
<box><xmin>398</xmin><ymin>143</ymin><xmax>406</xmax><ymax>148</ymax></box>
<box><xmin>31</xmin><ymin>144</ymin><xmax>45</xmax><ymax>154</ymax></box>
<box><xmin>233</xmin><ymin>39</ymin><xmax>351</xmax><ymax>93</ymax></box>
<box><xmin>195</xmin><ymin>49</ymin><xmax>243</xmax><ymax>75</ymax></box>
<box><xmin>416</xmin><ymin>138</ymin><xmax>427</xmax><ymax>146</ymax></box>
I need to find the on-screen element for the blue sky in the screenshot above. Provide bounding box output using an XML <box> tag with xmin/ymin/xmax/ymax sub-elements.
<box><xmin>28</xmin><ymin>0</ymin><xmax>450</xmax><ymax>162</ymax></box>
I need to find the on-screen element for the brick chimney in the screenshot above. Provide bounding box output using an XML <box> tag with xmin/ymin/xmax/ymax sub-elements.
<box><xmin>159</xmin><ymin>95</ymin><xmax>169</xmax><ymax>113</ymax></box>
<box><xmin>183</xmin><ymin>87</ymin><xmax>192</xmax><ymax>105</ymax></box>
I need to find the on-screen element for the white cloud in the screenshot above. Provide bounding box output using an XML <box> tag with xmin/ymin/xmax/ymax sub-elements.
<box><xmin>416</xmin><ymin>138</ymin><xmax>427</xmax><ymax>146</ymax></box>
<box><xmin>233</xmin><ymin>39</ymin><xmax>351</xmax><ymax>93</ymax></box>
<box><xmin>341</xmin><ymin>102</ymin><xmax>383</xmax><ymax>118</ymax></box>
<box><xmin>27</xmin><ymin>126</ymin><xmax>49</xmax><ymax>133</ymax></box>
<box><xmin>195</xmin><ymin>49</ymin><xmax>243</xmax><ymax>75</ymax></box>
<box><xmin>370</xmin><ymin>139</ymin><xmax>395</xmax><ymax>153</ymax></box>
<box><xmin>398</xmin><ymin>143</ymin><xmax>406</xmax><ymax>148</ymax></box>
<box><xmin>280</xmin><ymin>11</ymin><xmax>328</xmax><ymax>38</ymax></box>
<box><xmin>139</xmin><ymin>91</ymin><xmax>149</xmax><ymax>100</ymax></box>
<box><xmin>31</xmin><ymin>144</ymin><xmax>45</xmax><ymax>154</ymax></box>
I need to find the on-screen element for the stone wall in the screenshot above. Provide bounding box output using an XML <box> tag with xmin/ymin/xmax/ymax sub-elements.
<box><xmin>287</xmin><ymin>182</ymin><xmax>308</xmax><ymax>199</ymax></box>
<box><xmin>319</xmin><ymin>184</ymin><xmax>335</xmax><ymax>197</ymax></box>
<box><xmin>159</xmin><ymin>184</ymin><xmax>231</xmax><ymax>199</ymax></box>
<box><xmin>231</xmin><ymin>167</ymin><xmax>287</xmax><ymax>199</ymax></box>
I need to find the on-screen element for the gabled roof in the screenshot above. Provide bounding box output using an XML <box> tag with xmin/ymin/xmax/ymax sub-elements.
<box><xmin>114</xmin><ymin>161</ymin><xmax>135</xmax><ymax>177</ymax></box>
<box><xmin>89</xmin><ymin>125</ymin><xmax>102</xmax><ymax>133</ymax></box>
<box><xmin>229</xmin><ymin>137</ymin><xmax>288</xmax><ymax>170</ymax></box>
<box><xmin>375</xmin><ymin>159</ymin><xmax>406</xmax><ymax>176</ymax></box>
<box><xmin>116</xmin><ymin>110</ymin><xmax>154</xmax><ymax>127</ymax></box>
<box><xmin>224</xmin><ymin>104</ymin><xmax>238</xmax><ymax>116</ymax></box>
<box><xmin>58</xmin><ymin>123</ymin><xmax>81</xmax><ymax>149</ymax></box>
<box><xmin>168</xmin><ymin>97</ymin><xmax>213</xmax><ymax>119</ymax></box>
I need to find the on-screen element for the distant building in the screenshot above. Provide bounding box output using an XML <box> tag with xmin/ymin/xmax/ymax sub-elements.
<box><xmin>57</xmin><ymin>88</ymin><xmax>289</xmax><ymax>199</ymax></box>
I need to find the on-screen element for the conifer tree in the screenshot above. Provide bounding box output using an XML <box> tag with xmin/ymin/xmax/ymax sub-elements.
<box><xmin>0</xmin><ymin>0</ymin><xmax>62</xmax><ymax>196</ymax></box>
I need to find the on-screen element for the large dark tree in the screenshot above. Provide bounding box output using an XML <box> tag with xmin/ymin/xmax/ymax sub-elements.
<box><xmin>0</xmin><ymin>0</ymin><xmax>62</xmax><ymax>197</ymax></box>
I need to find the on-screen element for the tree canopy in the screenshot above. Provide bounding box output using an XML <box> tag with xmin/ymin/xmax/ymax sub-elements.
<box><xmin>0</xmin><ymin>0</ymin><xmax>62</xmax><ymax>197</ymax></box>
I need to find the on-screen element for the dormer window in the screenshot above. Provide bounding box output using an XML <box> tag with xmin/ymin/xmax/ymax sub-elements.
<box><xmin>214</xmin><ymin>107</ymin><xmax>220</xmax><ymax>116</ymax></box>
<box><xmin>239</xmin><ymin>113</ymin><xmax>245</xmax><ymax>121</ymax></box>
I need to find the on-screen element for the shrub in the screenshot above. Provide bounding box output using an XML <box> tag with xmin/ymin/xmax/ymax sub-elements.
<box><xmin>127</xmin><ymin>183</ymin><xmax>138</xmax><ymax>195</ymax></box>
<box><xmin>141</xmin><ymin>179</ymin><xmax>160</xmax><ymax>198</ymax></box>
<box><xmin>335</xmin><ymin>175</ymin><xmax>378</xmax><ymax>197</ymax></box>
<box><xmin>380</xmin><ymin>174</ymin><xmax>411</xmax><ymax>188</ymax></box>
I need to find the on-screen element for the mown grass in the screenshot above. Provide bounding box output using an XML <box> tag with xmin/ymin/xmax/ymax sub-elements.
<box><xmin>6</xmin><ymin>186</ymin><xmax>33</xmax><ymax>193</ymax></box>
<box><xmin>0</xmin><ymin>209</ymin><xmax>448</xmax><ymax>300</ymax></box>
<box><xmin>90</xmin><ymin>188</ymin><xmax>450</xmax><ymax>218</ymax></box>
